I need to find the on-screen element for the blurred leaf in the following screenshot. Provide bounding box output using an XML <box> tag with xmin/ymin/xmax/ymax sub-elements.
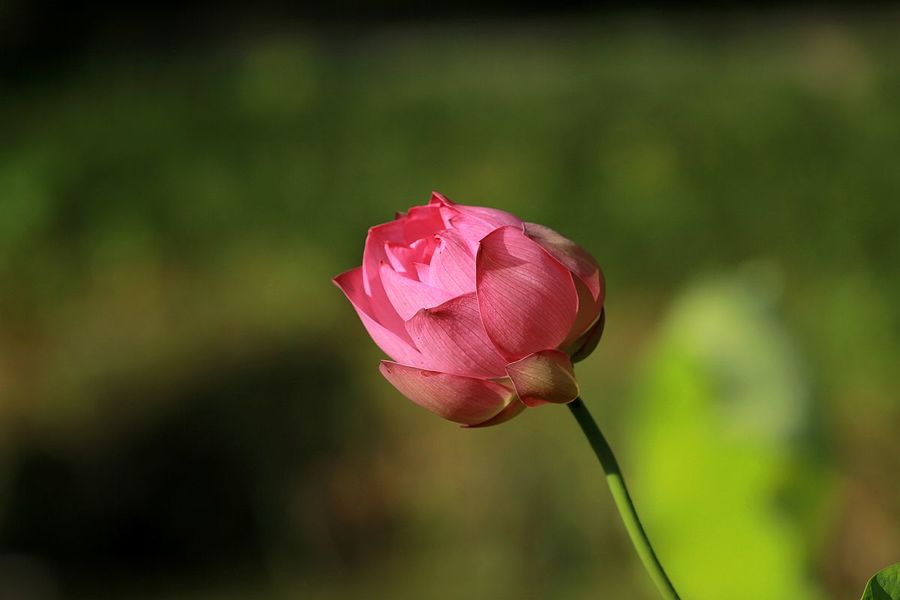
<box><xmin>861</xmin><ymin>563</ymin><xmax>900</xmax><ymax>600</ymax></box>
<box><xmin>627</xmin><ymin>270</ymin><xmax>832</xmax><ymax>600</ymax></box>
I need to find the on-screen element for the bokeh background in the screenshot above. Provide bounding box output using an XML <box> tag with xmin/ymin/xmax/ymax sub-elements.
<box><xmin>2</xmin><ymin>3</ymin><xmax>899</xmax><ymax>599</ymax></box>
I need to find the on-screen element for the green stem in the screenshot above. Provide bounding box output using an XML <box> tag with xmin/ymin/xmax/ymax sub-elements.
<box><xmin>567</xmin><ymin>397</ymin><xmax>680</xmax><ymax>600</ymax></box>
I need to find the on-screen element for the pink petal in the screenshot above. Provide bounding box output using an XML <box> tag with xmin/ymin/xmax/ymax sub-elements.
<box><xmin>429</xmin><ymin>191</ymin><xmax>452</xmax><ymax>206</ymax></box>
<box><xmin>384</xmin><ymin>242</ymin><xmax>412</xmax><ymax>274</ymax></box>
<box><xmin>357</xmin><ymin>222</ymin><xmax>417</xmax><ymax>337</ymax></box>
<box><xmin>414</xmin><ymin>262</ymin><xmax>431</xmax><ymax>282</ymax></box>
<box><xmin>405</xmin><ymin>293</ymin><xmax>507</xmax><ymax>378</ymax></box>
<box><xmin>369</xmin><ymin>275</ymin><xmax>412</xmax><ymax>342</ymax></box>
<box><xmin>362</xmin><ymin>220</ymin><xmax>404</xmax><ymax>294</ymax></box>
<box><xmin>426</xmin><ymin>230</ymin><xmax>476</xmax><ymax>295</ymax></box>
<box><xmin>446</xmin><ymin>212</ymin><xmax>498</xmax><ymax>253</ymax></box>
<box><xmin>523</xmin><ymin>222</ymin><xmax>604</xmax><ymax>302</ymax></box>
<box><xmin>455</xmin><ymin>204</ymin><xmax>522</xmax><ymax>228</ymax></box>
<box><xmin>431</xmin><ymin>193</ymin><xmax>525</xmax><ymax>254</ymax></box>
<box><xmin>430</xmin><ymin>193</ymin><xmax>461</xmax><ymax>229</ymax></box>
<box><xmin>403</xmin><ymin>204</ymin><xmax>445</xmax><ymax>242</ymax></box>
<box><xmin>333</xmin><ymin>267</ymin><xmax>425</xmax><ymax>367</ymax></box>
<box><xmin>384</xmin><ymin>237</ymin><xmax>438</xmax><ymax>276</ymax></box>
<box><xmin>505</xmin><ymin>349</ymin><xmax>579</xmax><ymax>407</ymax></box>
<box><xmin>380</xmin><ymin>264</ymin><xmax>456</xmax><ymax>321</ymax></box>
<box><xmin>430</xmin><ymin>191</ymin><xmax>523</xmax><ymax>228</ymax></box>
<box><xmin>523</xmin><ymin>222</ymin><xmax>603</xmax><ymax>348</ymax></box>
<box><xmin>380</xmin><ymin>361</ymin><xmax>517</xmax><ymax>425</ymax></box>
<box><xmin>475</xmin><ymin>226</ymin><xmax>579</xmax><ymax>360</ymax></box>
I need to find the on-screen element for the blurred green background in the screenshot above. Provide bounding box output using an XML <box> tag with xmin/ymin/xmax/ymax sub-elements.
<box><xmin>1</xmin><ymin>5</ymin><xmax>899</xmax><ymax>599</ymax></box>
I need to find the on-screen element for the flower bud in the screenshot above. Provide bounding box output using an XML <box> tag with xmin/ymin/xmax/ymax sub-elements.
<box><xmin>334</xmin><ymin>192</ymin><xmax>605</xmax><ymax>426</ymax></box>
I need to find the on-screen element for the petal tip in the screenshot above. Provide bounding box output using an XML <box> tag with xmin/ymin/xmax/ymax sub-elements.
<box><xmin>332</xmin><ymin>266</ymin><xmax>361</xmax><ymax>290</ymax></box>
<box><xmin>430</xmin><ymin>191</ymin><xmax>453</xmax><ymax>205</ymax></box>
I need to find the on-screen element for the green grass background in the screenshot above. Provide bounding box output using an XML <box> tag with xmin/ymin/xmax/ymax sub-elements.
<box><xmin>1</xmin><ymin>11</ymin><xmax>899</xmax><ymax>599</ymax></box>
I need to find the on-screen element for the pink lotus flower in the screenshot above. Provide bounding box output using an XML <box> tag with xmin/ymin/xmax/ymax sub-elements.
<box><xmin>334</xmin><ymin>192</ymin><xmax>605</xmax><ymax>427</ymax></box>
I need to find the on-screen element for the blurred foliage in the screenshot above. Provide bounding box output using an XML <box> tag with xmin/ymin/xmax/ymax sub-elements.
<box><xmin>1</xmin><ymin>9</ymin><xmax>899</xmax><ymax>600</ymax></box>
<box><xmin>629</xmin><ymin>272</ymin><xmax>831</xmax><ymax>599</ymax></box>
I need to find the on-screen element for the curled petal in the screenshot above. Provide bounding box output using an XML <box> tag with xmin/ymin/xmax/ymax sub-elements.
<box><xmin>505</xmin><ymin>349</ymin><xmax>579</xmax><ymax>407</ymax></box>
<box><xmin>380</xmin><ymin>264</ymin><xmax>456</xmax><ymax>321</ymax></box>
<box><xmin>380</xmin><ymin>361</ymin><xmax>516</xmax><ymax>425</ymax></box>
<box><xmin>476</xmin><ymin>226</ymin><xmax>578</xmax><ymax>360</ymax></box>
<box><xmin>464</xmin><ymin>397</ymin><xmax>527</xmax><ymax>428</ymax></box>
<box><xmin>333</xmin><ymin>268</ymin><xmax>425</xmax><ymax>367</ymax></box>
<box><xmin>523</xmin><ymin>222</ymin><xmax>604</xmax><ymax>303</ymax></box>
<box><xmin>406</xmin><ymin>293</ymin><xmax>507</xmax><ymax>378</ymax></box>
<box><xmin>562</xmin><ymin>275</ymin><xmax>603</xmax><ymax>348</ymax></box>
<box><xmin>569</xmin><ymin>309</ymin><xmax>605</xmax><ymax>363</ymax></box>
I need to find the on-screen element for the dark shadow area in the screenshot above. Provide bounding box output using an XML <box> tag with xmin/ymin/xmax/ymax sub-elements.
<box><xmin>1</xmin><ymin>341</ymin><xmax>376</xmax><ymax>592</ymax></box>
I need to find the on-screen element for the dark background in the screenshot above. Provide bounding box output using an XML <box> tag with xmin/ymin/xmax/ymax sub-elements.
<box><xmin>1</xmin><ymin>3</ymin><xmax>898</xmax><ymax>599</ymax></box>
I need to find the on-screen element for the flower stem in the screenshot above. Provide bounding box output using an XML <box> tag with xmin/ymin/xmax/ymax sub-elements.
<box><xmin>567</xmin><ymin>397</ymin><xmax>680</xmax><ymax>600</ymax></box>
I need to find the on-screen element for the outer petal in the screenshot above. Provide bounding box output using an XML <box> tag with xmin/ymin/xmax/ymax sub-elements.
<box><xmin>334</xmin><ymin>267</ymin><xmax>425</xmax><ymax>367</ymax></box>
<box><xmin>362</xmin><ymin>220</ymin><xmax>404</xmax><ymax>294</ymax></box>
<box><xmin>476</xmin><ymin>226</ymin><xmax>579</xmax><ymax>360</ymax></box>
<box><xmin>380</xmin><ymin>264</ymin><xmax>456</xmax><ymax>320</ymax></box>
<box><xmin>505</xmin><ymin>349</ymin><xmax>579</xmax><ymax>407</ymax></box>
<box><xmin>360</xmin><ymin>221</ymin><xmax>415</xmax><ymax>337</ymax></box>
<box><xmin>405</xmin><ymin>293</ymin><xmax>507</xmax><ymax>378</ymax></box>
<box><xmin>380</xmin><ymin>361</ymin><xmax>516</xmax><ymax>425</ymax></box>
<box><xmin>523</xmin><ymin>222</ymin><xmax>604</xmax><ymax>302</ymax></box>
